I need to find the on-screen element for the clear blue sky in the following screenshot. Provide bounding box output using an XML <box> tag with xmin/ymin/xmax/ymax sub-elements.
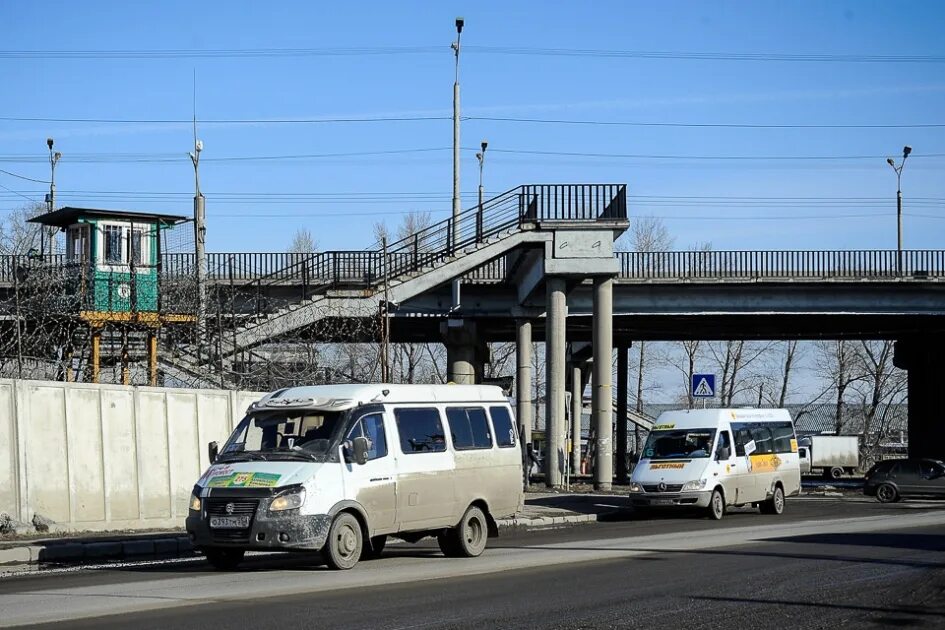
<box><xmin>1</xmin><ymin>1</ymin><xmax>943</xmax><ymax>253</ymax></box>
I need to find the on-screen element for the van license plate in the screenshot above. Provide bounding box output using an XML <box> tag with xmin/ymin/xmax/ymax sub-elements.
<box><xmin>209</xmin><ymin>516</ymin><xmax>250</xmax><ymax>529</ymax></box>
<box><xmin>652</xmin><ymin>499</ymin><xmax>673</xmax><ymax>506</ymax></box>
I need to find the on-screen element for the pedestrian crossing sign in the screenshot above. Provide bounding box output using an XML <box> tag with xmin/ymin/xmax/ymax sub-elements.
<box><xmin>692</xmin><ymin>374</ymin><xmax>716</xmax><ymax>398</ymax></box>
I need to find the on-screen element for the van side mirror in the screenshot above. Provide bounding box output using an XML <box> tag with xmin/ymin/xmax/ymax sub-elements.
<box><xmin>208</xmin><ymin>441</ymin><xmax>219</xmax><ymax>464</ymax></box>
<box><xmin>352</xmin><ymin>437</ymin><xmax>369</xmax><ymax>466</ymax></box>
<box><xmin>716</xmin><ymin>446</ymin><xmax>730</xmax><ymax>461</ymax></box>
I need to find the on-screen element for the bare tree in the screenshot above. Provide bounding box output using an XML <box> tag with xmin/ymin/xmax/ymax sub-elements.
<box><xmin>672</xmin><ymin>340</ymin><xmax>703</xmax><ymax>408</ymax></box>
<box><xmin>776</xmin><ymin>341</ymin><xmax>801</xmax><ymax>407</ymax></box>
<box><xmin>0</xmin><ymin>202</ymin><xmax>47</xmax><ymax>255</ymax></box>
<box><xmin>707</xmin><ymin>340</ymin><xmax>774</xmax><ymax>406</ymax></box>
<box><xmin>815</xmin><ymin>340</ymin><xmax>861</xmax><ymax>433</ymax></box>
<box><xmin>853</xmin><ymin>341</ymin><xmax>907</xmax><ymax>461</ymax></box>
<box><xmin>287</xmin><ymin>228</ymin><xmax>316</xmax><ymax>254</ymax></box>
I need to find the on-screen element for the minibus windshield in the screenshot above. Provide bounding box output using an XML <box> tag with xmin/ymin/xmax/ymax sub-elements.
<box><xmin>643</xmin><ymin>428</ymin><xmax>717</xmax><ymax>460</ymax></box>
<box><xmin>219</xmin><ymin>409</ymin><xmax>347</xmax><ymax>462</ymax></box>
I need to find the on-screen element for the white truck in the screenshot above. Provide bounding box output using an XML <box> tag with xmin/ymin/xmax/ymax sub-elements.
<box><xmin>797</xmin><ymin>435</ymin><xmax>859</xmax><ymax>479</ymax></box>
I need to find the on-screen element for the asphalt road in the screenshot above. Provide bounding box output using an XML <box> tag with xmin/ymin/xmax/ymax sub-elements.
<box><xmin>2</xmin><ymin>496</ymin><xmax>944</xmax><ymax>629</ymax></box>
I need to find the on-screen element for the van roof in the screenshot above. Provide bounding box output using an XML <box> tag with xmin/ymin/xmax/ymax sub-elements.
<box><xmin>653</xmin><ymin>408</ymin><xmax>793</xmax><ymax>429</ymax></box>
<box><xmin>254</xmin><ymin>383</ymin><xmax>508</xmax><ymax>411</ymax></box>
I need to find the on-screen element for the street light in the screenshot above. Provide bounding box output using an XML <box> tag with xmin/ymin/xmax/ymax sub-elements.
<box><xmin>886</xmin><ymin>145</ymin><xmax>911</xmax><ymax>274</ymax></box>
<box><xmin>450</xmin><ymin>17</ymin><xmax>464</xmax><ymax>310</ymax></box>
<box><xmin>476</xmin><ymin>140</ymin><xmax>488</xmax><ymax>240</ymax></box>
<box><xmin>45</xmin><ymin>138</ymin><xmax>62</xmax><ymax>255</ymax></box>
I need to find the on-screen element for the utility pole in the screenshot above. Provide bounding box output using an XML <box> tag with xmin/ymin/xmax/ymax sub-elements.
<box><xmin>190</xmin><ymin>125</ymin><xmax>207</xmax><ymax>350</ymax></box>
<box><xmin>45</xmin><ymin>138</ymin><xmax>61</xmax><ymax>255</ymax></box>
<box><xmin>886</xmin><ymin>145</ymin><xmax>912</xmax><ymax>275</ymax></box>
<box><xmin>450</xmin><ymin>17</ymin><xmax>464</xmax><ymax>311</ymax></box>
<box><xmin>476</xmin><ymin>140</ymin><xmax>487</xmax><ymax>240</ymax></box>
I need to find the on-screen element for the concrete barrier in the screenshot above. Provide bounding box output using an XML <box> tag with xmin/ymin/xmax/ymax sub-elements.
<box><xmin>0</xmin><ymin>379</ymin><xmax>262</xmax><ymax>533</ymax></box>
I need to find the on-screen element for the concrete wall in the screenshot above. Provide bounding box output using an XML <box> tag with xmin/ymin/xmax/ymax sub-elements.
<box><xmin>0</xmin><ymin>379</ymin><xmax>262</xmax><ymax>532</ymax></box>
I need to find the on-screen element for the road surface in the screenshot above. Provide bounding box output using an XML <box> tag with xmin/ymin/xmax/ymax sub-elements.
<box><xmin>1</xmin><ymin>496</ymin><xmax>944</xmax><ymax>628</ymax></box>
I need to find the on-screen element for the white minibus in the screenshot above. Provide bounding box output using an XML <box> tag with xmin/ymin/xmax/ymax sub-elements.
<box><xmin>629</xmin><ymin>408</ymin><xmax>801</xmax><ymax>519</ymax></box>
<box><xmin>186</xmin><ymin>384</ymin><xmax>523</xmax><ymax>570</ymax></box>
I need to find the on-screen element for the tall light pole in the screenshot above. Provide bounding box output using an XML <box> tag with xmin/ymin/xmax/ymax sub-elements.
<box><xmin>45</xmin><ymin>138</ymin><xmax>62</xmax><ymax>255</ymax></box>
<box><xmin>450</xmin><ymin>17</ymin><xmax>464</xmax><ymax>310</ymax></box>
<box><xmin>476</xmin><ymin>140</ymin><xmax>487</xmax><ymax>240</ymax></box>
<box><xmin>190</xmin><ymin>134</ymin><xmax>207</xmax><ymax>343</ymax></box>
<box><xmin>886</xmin><ymin>145</ymin><xmax>911</xmax><ymax>274</ymax></box>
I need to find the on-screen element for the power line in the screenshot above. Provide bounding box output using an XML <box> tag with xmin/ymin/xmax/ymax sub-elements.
<box><xmin>465</xmin><ymin>46</ymin><xmax>945</xmax><ymax>63</ymax></box>
<box><xmin>0</xmin><ymin>181</ymin><xmax>40</xmax><ymax>203</ymax></box>
<box><xmin>0</xmin><ymin>168</ymin><xmax>49</xmax><ymax>183</ymax></box>
<box><xmin>0</xmin><ymin>115</ymin><xmax>451</xmax><ymax>124</ymax></box>
<box><xmin>1</xmin><ymin>45</ymin><xmax>942</xmax><ymax>63</ymax></box>
<box><xmin>467</xmin><ymin>116</ymin><xmax>945</xmax><ymax>130</ymax></box>
<box><xmin>2</xmin><ymin>148</ymin><xmax>943</xmax><ymax>164</ymax></box>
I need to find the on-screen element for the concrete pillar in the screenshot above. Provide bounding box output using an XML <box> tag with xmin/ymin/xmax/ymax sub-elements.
<box><xmin>616</xmin><ymin>344</ymin><xmax>629</xmax><ymax>484</ymax></box>
<box><xmin>570</xmin><ymin>364</ymin><xmax>583</xmax><ymax>478</ymax></box>
<box><xmin>894</xmin><ymin>337</ymin><xmax>945</xmax><ymax>460</ymax></box>
<box><xmin>441</xmin><ymin>319</ymin><xmax>480</xmax><ymax>384</ymax></box>
<box><xmin>545</xmin><ymin>277</ymin><xmax>567</xmax><ymax>488</ymax></box>
<box><xmin>592</xmin><ymin>277</ymin><xmax>614</xmax><ymax>491</ymax></box>
<box><xmin>516</xmin><ymin>320</ymin><xmax>533</xmax><ymax>446</ymax></box>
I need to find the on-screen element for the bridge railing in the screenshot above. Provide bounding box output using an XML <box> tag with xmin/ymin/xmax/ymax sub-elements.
<box><xmin>618</xmin><ymin>250</ymin><xmax>945</xmax><ymax>281</ymax></box>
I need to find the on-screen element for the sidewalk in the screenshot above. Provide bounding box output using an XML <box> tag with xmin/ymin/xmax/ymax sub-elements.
<box><xmin>0</xmin><ymin>491</ymin><xmax>620</xmax><ymax>567</ymax></box>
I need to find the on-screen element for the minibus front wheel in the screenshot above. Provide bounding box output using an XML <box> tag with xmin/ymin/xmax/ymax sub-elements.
<box><xmin>707</xmin><ymin>488</ymin><xmax>725</xmax><ymax>520</ymax></box>
<box><xmin>322</xmin><ymin>512</ymin><xmax>363</xmax><ymax>570</ymax></box>
<box><xmin>204</xmin><ymin>547</ymin><xmax>245</xmax><ymax>571</ymax></box>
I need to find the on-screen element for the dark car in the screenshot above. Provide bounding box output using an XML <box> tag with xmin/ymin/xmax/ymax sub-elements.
<box><xmin>863</xmin><ymin>458</ymin><xmax>945</xmax><ymax>503</ymax></box>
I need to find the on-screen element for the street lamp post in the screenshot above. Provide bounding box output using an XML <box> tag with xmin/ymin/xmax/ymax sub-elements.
<box><xmin>45</xmin><ymin>138</ymin><xmax>62</xmax><ymax>255</ymax></box>
<box><xmin>476</xmin><ymin>140</ymin><xmax>487</xmax><ymax>241</ymax></box>
<box><xmin>450</xmin><ymin>17</ymin><xmax>464</xmax><ymax>310</ymax></box>
<box><xmin>886</xmin><ymin>145</ymin><xmax>912</xmax><ymax>274</ymax></box>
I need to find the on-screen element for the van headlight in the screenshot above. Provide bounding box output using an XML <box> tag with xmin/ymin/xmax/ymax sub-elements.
<box><xmin>628</xmin><ymin>482</ymin><xmax>643</xmax><ymax>493</ymax></box>
<box><xmin>189</xmin><ymin>491</ymin><xmax>201</xmax><ymax>512</ymax></box>
<box><xmin>269</xmin><ymin>488</ymin><xmax>306</xmax><ymax>513</ymax></box>
<box><xmin>681</xmin><ymin>479</ymin><xmax>707</xmax><ymax>492</ymax></box>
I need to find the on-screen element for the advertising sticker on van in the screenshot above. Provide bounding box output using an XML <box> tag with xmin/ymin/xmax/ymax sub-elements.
<box><xmin>651</xmin><ymin>423</ymin><xmax>675</xmax><ymax>431</ymax></box>
<box><xmin>207</xmin><ymin>472</ymin><xmax>281</xmax><ymax>488</ymax></box>
<box><xmin>650</xmin><ymin>461</ymin><xmax>687</xmax><ymax>470</ymax></box>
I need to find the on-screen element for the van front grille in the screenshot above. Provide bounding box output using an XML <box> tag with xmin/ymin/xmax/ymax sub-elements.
<box><xmin>643</xmin><ymin>484</ymin><xmax>683</xmax><ymax>493</ymax></box>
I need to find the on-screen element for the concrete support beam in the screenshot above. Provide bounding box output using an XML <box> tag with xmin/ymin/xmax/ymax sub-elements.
<box><xmin>545</xmin><ymin>277</ymin><xmax>567</xmax><ymax>488</ymax></box>
<box><xmin>440</xmin><ymin>319</ymin><xmax>484</xmax><ymax>384</ymax></box>
<box><xmin>894</xmin><ymin>337</ymin><xmax>945</xmax><ymax>460</ymax></box>
<box><xmin>516</xmin><ymin>320</ymin><xmax>533</xmax><ymax>447</ymax></box>
<box><xmin>616</xmin><ymin>344</ymin><xmax>629</xmax><ymax>484</ymax></box>
<box><xmin>592</xmin><ymin>277</ymin><xmax>614</xmax><ymax>491</ymax></box>
<box><xmin>570</xmin><ymin>364</ymin><xmax>583</xmax><ymax>477</ymax></box>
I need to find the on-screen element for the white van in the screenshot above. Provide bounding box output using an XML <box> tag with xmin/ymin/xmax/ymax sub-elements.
<box><xmin>185</xmin><ymin>384</ymin><xmax>523</xmax><ymax>570</ymax></box>
<box><xmin>629</xmin><ymin>408</ymin><xmax>801</xmax><ymax>520</ymax></box>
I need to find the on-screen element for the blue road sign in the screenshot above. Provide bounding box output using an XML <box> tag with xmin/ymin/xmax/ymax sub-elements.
<box><xmin>692</xmin><ymin>373</ymin><xmax>716</xmax><ymax>398</ymax></box>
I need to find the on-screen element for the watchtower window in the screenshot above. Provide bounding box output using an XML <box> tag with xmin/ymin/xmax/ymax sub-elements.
<box><xmin>130</xmin><ymin>228</ymin><xmax>146</xmax><ymax>266</ymax></box>
<box><xmin>66</xmin><ymin>225</ymin><xmax>90</xmax><ymax>262</ymax></box>
<box><xmin>103</xmin><ymin>225</ymin><xmax>123</xmax><ymax>264</ymax></box>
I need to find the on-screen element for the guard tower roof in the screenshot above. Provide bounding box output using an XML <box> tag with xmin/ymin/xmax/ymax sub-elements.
<box><xmin>28</xmin><ymin>206</ymin><xmax>190</xmax><ymax>229</ymax></box>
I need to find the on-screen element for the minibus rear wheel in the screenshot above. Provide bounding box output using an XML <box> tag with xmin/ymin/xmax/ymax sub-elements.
<box><xmin>760</xmin><ymin>485</ymin><xmax>785</xmax><ymax>515</ymax></box>
<box><xmin>438</xmin><ymin>505</ymin><xmax>488</xmax><ymax>558</ymax></box>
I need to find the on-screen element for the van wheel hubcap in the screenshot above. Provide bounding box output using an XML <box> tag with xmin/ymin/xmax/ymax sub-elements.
<box><xmin>338</xmin><ymin>525</ymin><xmax>357</xmax><ymax>556</ymax></box>
<box><xmin>775</xmin><ymin>490</ymin><xmax>784</xmax><ymax>512</ymax></box>
<box><xmin>465</xmin><ymin>517</ymin><xmax>483</xmax><ymax>546</ymax></box>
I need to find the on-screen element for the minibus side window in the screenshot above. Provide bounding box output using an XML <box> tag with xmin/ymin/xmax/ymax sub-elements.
<box><xmin>446</xmin><ymin>407</ymin><xmax>492</xmax><ymax>450</ymax></box>
<box><xmin>771</xmin><ymin>422</ymin><xmax>795</xmax><ymax>453</ymax></box>
<box><xmin>346</xmin><ymin>413</ymin><xmax>388</xmax><ymax>461</ymax></box>
<box><xmin>750</xmin><ymin>426</ymin><xmax>774</xmax><ymax>454</ymax></box>
<box><xmin>733</xmin><ymin>426</ymin><xmax>753</xmax><ymax>457</ymax></box>
<box><xmin>394</xmin><ymin>408</ymin><xmax>447</xmax><ymax>454</ymax></box>
<box><xmin>716</xmin><ymin>431</ymin><xmax>732</xmax><ymax>458</ymax></box>
<box><xmin>489</xmin><ymin>406</ymin><xmax>517</xmax><ymax>448</ymax></box>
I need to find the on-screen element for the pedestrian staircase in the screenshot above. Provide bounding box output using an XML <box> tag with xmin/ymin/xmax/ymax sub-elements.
<box><xmin>164</xmin><ymin>184</ymin><xmax>628</xmax><ymax>384</ymax></box>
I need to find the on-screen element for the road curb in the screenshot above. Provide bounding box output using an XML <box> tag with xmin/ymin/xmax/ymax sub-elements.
<box><xmin>0</xmin><ymin>536</ymin><xmax>194</xmax><ymax>566</ymax></box>
<box><xmin>0</xmin><ymin>512</ymin><xmax>600</xmax><ymax>566</ymax></box>
<box><xmin>497</xmin><ymin>513</ymin><xmax>599</xmax><ymax>529</ymax></box>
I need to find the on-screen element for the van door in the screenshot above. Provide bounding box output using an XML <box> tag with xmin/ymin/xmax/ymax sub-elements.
<box><xmin>709</xmin><ymin>429</ymin><xmax>739</xmax><ymax>503</ymax></box>
<box><xmin>732</xmin><ymin>425</ymin><xmax>757</xmax><ymax>503</ymax></box>
<box><xmin>342</xmin><ymin>410</ymin><xmax>396</xmax><ymax>534</ymax></box>
<box><xmin>391</xmin><ymin>406</ymin><xmax>456</xmax><ymax>529</ymax></box>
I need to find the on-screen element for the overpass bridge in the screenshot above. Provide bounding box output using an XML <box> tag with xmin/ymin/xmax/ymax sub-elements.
<box><xmin>1</xmin><ymin>183</ymin><xmax>943</xmax><ymax>486</ymax></box>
